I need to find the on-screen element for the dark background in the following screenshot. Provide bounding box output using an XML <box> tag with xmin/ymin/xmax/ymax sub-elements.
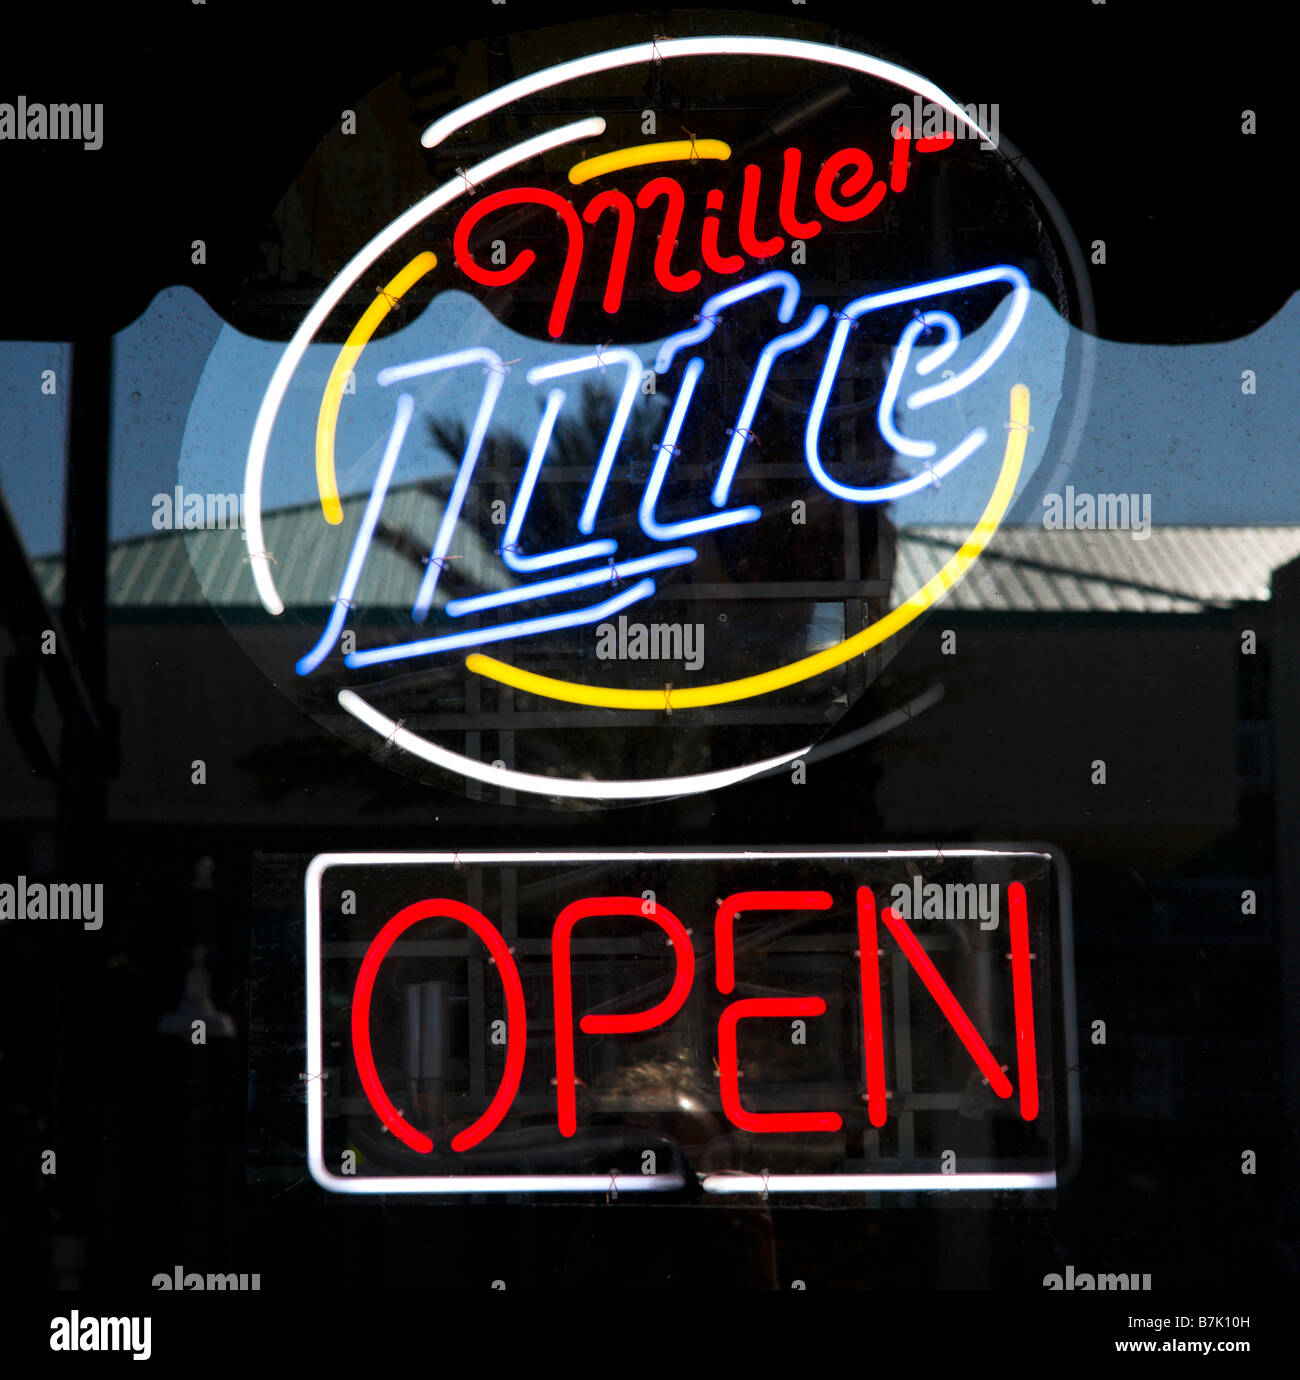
<box><xmin>0</xmin><ymin>0</ymin><xmax>1290</xmax><ymax>1351</ymax></box>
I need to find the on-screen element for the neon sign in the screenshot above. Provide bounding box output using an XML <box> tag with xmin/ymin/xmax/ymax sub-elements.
<box><xmin>292</xmin><ymin>265</ymin><xmax>1028</xmax><ymax>677</ymax></box>
<box><xmin>184</xmin><ymin>24</ymin><xmax>1079</xmax><ymax>801</ymax></box>
<box><xmin>304</xmin><ymin>849</ymin><xmax>1077</xmax><ymax>1196</ymax></box>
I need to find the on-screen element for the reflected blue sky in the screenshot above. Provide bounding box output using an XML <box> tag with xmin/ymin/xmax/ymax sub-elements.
<box><xmin>0</xmin><ymin>284</ymin><xmax>1295</xmax><ymax>559</ymax></box>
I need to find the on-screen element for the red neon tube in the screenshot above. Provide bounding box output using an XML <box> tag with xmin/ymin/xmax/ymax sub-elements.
<box><xmin>701</xmin><ymin>188</ymin><xmax>746</xmax><ymax>273</ymax></box>
<box><xmin>552</xmin><ymin>895</ymin><xmax>695</xmax><ymax>1137</ymax></box>
<box><xmin>453</xmin><ymin>186</ymin><xmax>585</xmax><ymax>338</ymax></box>
<box><xmin>634</xmin><ymin>177</ymin><xmax>702</xmax><ymax>293</ymax></box>
<box><xmin>737</xmin><ymin>163</ymin><xmax>784</xmax><ymax>258</ymax></box>
<box><xmin>855</xmin><ymin>888</ymin><xmax>889</xmax><ymax>1128</ymax></box>
<box><xmin>713</xmin><ymin>890</ymin><xmax>833</xmax><ymax>994</ymax></box>
<box><xmin>1008</xmin><ymin>881</ymin><xmax>1040</xmax><ymax>1120</ymax></box>
<box><xmin>889</xmin><ymin>127</ymin><xmax>911</xmax><ymax>194</ymax></box>
<box><xmin>717</xmin><ymin>998</ymin><xmax>842</xmax><ymax>1132</ymax></box>
<box><xmin>778</xmin><ymin>147</ymin><xmax>821</xmax><ymax>238</ymax></box>
<box><xmin>879</xmin><ymin>904</ymin><xmax>1013</xmax><ymax>1098</ymax></box>
<box><xmin>352</xmin><ymin>898</ymin><xmax>527</xmax><ymax>1153</ymax></box>
<box><xmin>813</xmin><ymin>148</ymin><xmax>886</xmax><ymax>223</ymax></box>
<box><xmin>583</xmin><ymin>188</ymin><xmax>635</xmax><ymax>314</ymax></box>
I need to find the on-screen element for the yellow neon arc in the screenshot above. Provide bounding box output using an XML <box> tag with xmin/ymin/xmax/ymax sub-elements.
<box><xmin>468</xmin><ymin>385</ymin><xmax>1030</xmax><ymax>710</ymax></box>
<box><xmin>568</xmin><ymin>139</ymin><xmax>731</xmax><ymax>185</ymax></box>
<box><xmin>314</xmin><ymin>251</ymin><xmax>439</xmax><ymax>525</ymax></box>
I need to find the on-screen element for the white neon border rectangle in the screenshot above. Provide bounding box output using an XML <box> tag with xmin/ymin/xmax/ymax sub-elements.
<box><xmin>305</xmin><ymin>848</ymin><xmax>1065</xmax><ymax>1195</ymax></box>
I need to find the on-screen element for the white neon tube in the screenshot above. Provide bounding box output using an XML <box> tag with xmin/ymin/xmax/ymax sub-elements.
<box><xmin>345</xmin><ymin>578</ymin><xmax>654</xmax><ymax>667</ymax></box>
<box><xmin>446</xmin><ymin>548</ymin><xmax>696</xmax><ymax>616</ymax></box>
<box><xmin>295</xmin><ymin>394</ymin><xmax>416</xmax><ymax>676</ymax></box>
<box><xmin>372</xmin><ymin>347</ymin><xmax>508</xmax><ymax>623</ymax></box>
<box><xmin>700</xmin><ymin>1172</ymin><xmax>1056</xmax><ymax>1194</ymax></box>
<box><xmin>420</xmin><ymin>38</ymin><xmax>995</xmax><ymax>152</ymax></box>
<box><xmin>502</xmin><ymin>388</ymin><xmax>619</xmax><ymax>572</ymax></box>
<box><xmin>525</xmin><ymin>348</ymin><xmax>644</xmax><ymax>535</ymax></box>
<box><xmin>336</xmin><ymin>690</ymin><xmax>813</xmax><ymax>801</ymax></box>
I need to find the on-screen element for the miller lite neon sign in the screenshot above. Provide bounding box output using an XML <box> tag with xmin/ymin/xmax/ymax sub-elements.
<box><xmin>179</xmin><ymin>22</ymin><xmax>1078</xmax><ymax>802</ymax></box>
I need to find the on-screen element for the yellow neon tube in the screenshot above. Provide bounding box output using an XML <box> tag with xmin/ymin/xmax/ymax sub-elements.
<box><xmin>568</xmin><ymin>139</ymin><xmax>731</xmax><ymax>186</ymax></box>
<box><xmin>467</xmin><ymin>384</ymin><xmax>1029</xmax><ymax>709</ymax></box>
<box><xmin>314</xmin><ymin>251</ymin><xmax>438</xmax><ymax>525</ymax></box>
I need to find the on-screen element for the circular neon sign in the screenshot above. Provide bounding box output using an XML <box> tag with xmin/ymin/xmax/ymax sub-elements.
<box><xmin>181</xmin><ymin>15</ymin><xmax>1084</xmax><ymax>804</ymax></box>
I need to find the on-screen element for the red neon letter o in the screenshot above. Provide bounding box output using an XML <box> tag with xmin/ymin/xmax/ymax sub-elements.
<box><xmin>351</xmin><ymin>898</ymin><xmax>526</xmax><ymax>1153</ymax></box>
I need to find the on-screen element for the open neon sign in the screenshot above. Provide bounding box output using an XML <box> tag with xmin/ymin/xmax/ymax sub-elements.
<box><xmin>305</xmin><ymin>850</ymin><xmax>1076</xmax><ymax>1196</ymax></box>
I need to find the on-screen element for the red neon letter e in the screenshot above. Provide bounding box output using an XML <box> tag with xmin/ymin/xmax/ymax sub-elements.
<box><xmin>352</xmin><ymin>899</ymin><xmax>526</xmax><ymax>1153</ymax></box>
<box><xmin>717</xmin><ymin>998</ymin><xmax>841</xmax><ymax>1133</ymax></box>
<box><xmin>552</xmin><ymin>896</ymin><xmax>695</xmax><ymax>1137</ymax></box>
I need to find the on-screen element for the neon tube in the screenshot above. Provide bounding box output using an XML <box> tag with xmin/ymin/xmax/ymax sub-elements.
<box><xmin>711</xmin><ymin>304</ymin><xmax>829</xmax><ymax>506</ymax></box>
<box><xmin>713</xmin><ymin>890</ymin><xmax>833</xmax><ymax>995</ymax></box>
<box><xmin>445</xmin><ymin>548</ymin><xmax>696</xmax><ymax>617</ymax></box>
<box><xmin>654</xmin><ymin>269</ymin><xmax>800</xmax><ymax>374</ymax></box>
<box><xmin>525</xmin><ymin>349</ymin><xmax>643</xmax><ymax>535</ymax></box>
<box><xmin>700</xmin><ymin>1171</ymin><xmax>1057</xmax><ymax>1194</ymax></box>
<box><xmin>372</xmin><ymin>347</ymin><xmax>507</xmax><ymax>624</ymax></box>
<box><xmin>638</xmin><ymin>357</ymin><xmax>762</xmax><ymax>540</ymax></box>
<box><xmin>805</xmin><ymin>265</ymin><xmax>1029</xmax><ymax>503</ymax></box>
<box><xmin>582</xmin><ymin>190</ymin><xmax>636</xmax><ymax>313</ymax></box>
<box><xmin>876</xmin><ymin>311</ymin><xmax>960</xmax><ymax>459</ymax></box>
<box><xmin>502</xmin><ymin>388</ymin><xmax>619</xmax><ymax>571</ymax></box>
<box><xmin>552</xmin><ymin>896</ymin><xmax>695</xmax><ymax>1137</ymax></box>
<box><xmin>466</xmin><ymin>382</ymin><xmax>1029</xmax><ymax>710</ymax></box>
<box><xmin>453</xmin><ymin>187</ymin><xmax>586</xmax><ymax>339</ymax></box>
<box><xmin>295</xmin><ymin>394</ymin><xmax>416</xmax><ymax>677</ymax></box>
<box><xmin>344</xmin><ymin>577</ymin><xmax>655</xmax><ymax>668</ymax></box>
<box><xmin>314</xmin><ymin>252</ymin><xmax>437</xmax><ymax>525</ymax></box>
<box><xmin>879</xmin><ymin>903</ymin><xmax>1013</xmax><ymax>1098</ymax></box>
<box><xmin>420</xmin><ymin>39</ymin><xmax>995</xmax><ymax>152</ymax></box>
<box><xmin>243</xmin><ymin>116</ymin><xmax>605</xmax><ymax>616</ymax></box>
<box><xmin>856</xmin><ymin>887</ymin><xmax>890</xmax><ymax>1129</ymax></box>
<box><xmin>1008</xmin><ymin>881</ymin><xmax>1040</xmax><ymax>1121</ymax></box>
<box><xmin>336</xmin><ymin>690</ymin><xmax>813</xmax><ymax>801</ymax></box>
<box><xmin>351</xmin><ymin>898</ymin><xmax>526</xmax><ymax>1153</ymax></box>
<box><xmin>717</xmin><ymin>998</ymin><xmax>842</xmax><ymax>1133</ymax></box>
<box><xmin>569</xmin><ymin>138</ymin><xmax>731</xmax><ymax>185</ymax></box>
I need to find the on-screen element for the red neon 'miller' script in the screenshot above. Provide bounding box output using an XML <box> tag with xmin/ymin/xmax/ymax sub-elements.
<box><xmin>635</xmin><ymin>177</ymin><xmax>702</xmax><ymax>293</ymax></box>
<box><xmin>453</xmin><ymin>186</ymin><xmax>586</xmax><ymax>338</ymax></box>
<box><xmin>551</xmin><ymin>895</ymin><xmax>695</xmax><ymax>1137</ymax></box>
<box><xmin>352</xmin><ymin>898</ymin><xmax>527</xmax><ymax>1153</ymax></box>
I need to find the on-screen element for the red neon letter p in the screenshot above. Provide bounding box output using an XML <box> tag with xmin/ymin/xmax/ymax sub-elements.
<box><xmin>552</xmin><ymin>895</ymin><xmax>695</xmax><ymax>1137</ymax></box>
